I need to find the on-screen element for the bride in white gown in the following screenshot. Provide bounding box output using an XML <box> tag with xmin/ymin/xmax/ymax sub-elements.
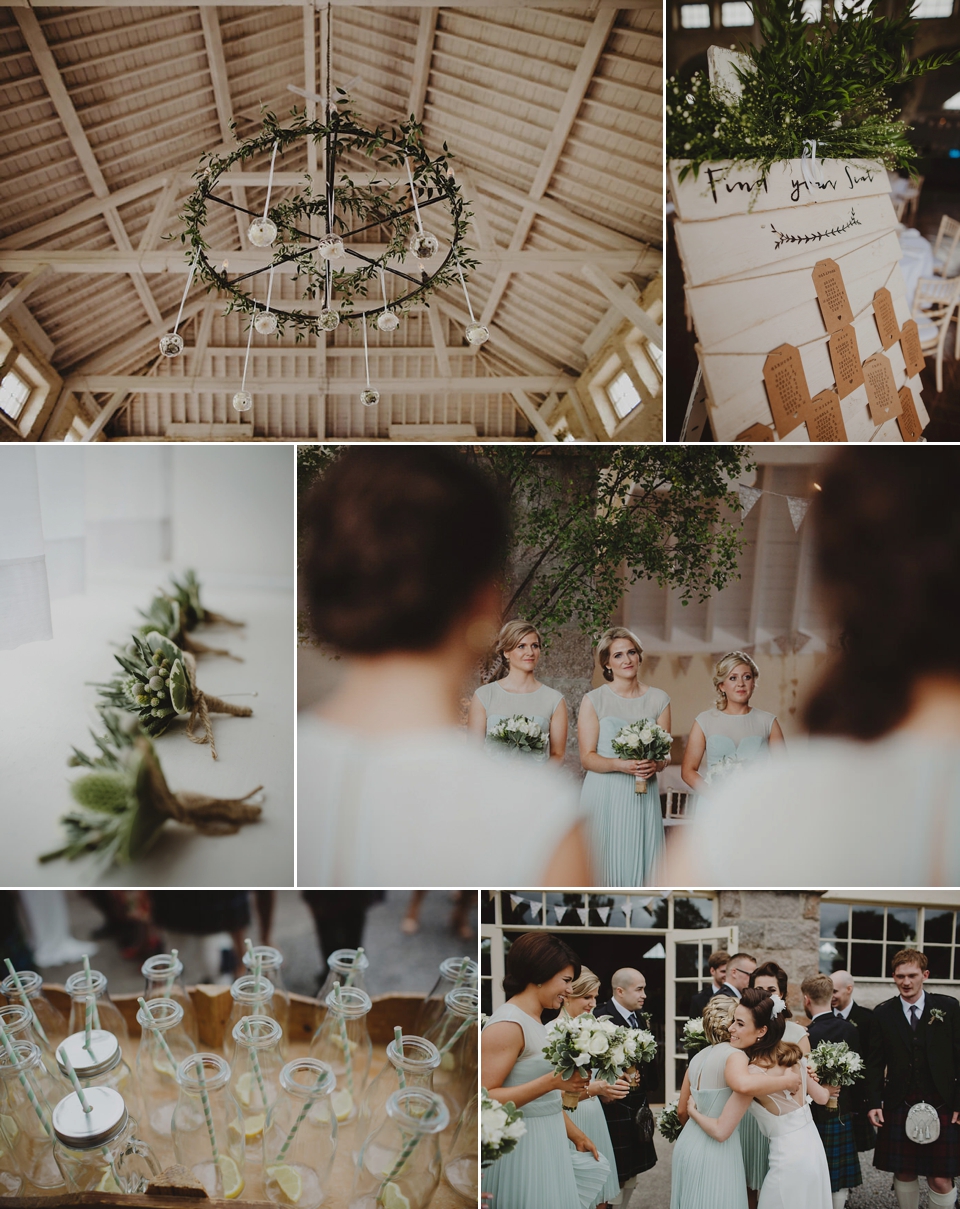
<box><xmin>686</xmin><ymin>988</ymin><xmax>834</xmax><ymax>1209</ymax></box>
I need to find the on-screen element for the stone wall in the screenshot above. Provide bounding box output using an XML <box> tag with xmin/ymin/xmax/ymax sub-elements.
<box><xmin>718</xmin><ymin>890</ymin><xmax>822</xmax><ymax>1013</ymax></box>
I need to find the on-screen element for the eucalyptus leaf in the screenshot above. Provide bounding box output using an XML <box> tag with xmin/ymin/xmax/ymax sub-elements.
<box><xmin>168</xmin><ymin>659</ymin><xmax>190</xmax><ymax>715</ymax></box>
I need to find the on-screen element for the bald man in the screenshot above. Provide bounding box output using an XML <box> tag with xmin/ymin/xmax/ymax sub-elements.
<box><xmin>595</xmin><ymin>969</ymin><xmax>658</xmax><ymax>1197</ymax></box>
<box><xmin>832</xmin><ymin>970</ymin><xmax>876</xmax><ymax>1153</ymax></box>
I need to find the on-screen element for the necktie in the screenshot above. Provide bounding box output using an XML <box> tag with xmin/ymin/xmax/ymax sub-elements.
<box><xmin>628</xmin><ymin>1012</ymin><xmax>639</xmax><ymax>1029</ymax></box>
<box><xmin>910</xmin><ymin>1005</ymin><xmax>919</xmax><ymax>1031</ymax></box>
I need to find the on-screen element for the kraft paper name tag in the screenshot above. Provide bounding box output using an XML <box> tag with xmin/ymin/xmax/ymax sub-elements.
<box><xmin>873</xmin><ymin>287</ymin><xmax>900</xmax><ymax>350</ymax></box>
<box><xmin>827</xmin><ymin>324</ymin><xmax>865</xmax><ymax>399</ymax></box>
<box><xmin>807</xmin><ymin>388</ymin><xmax>848</xmax><ymax>442</ymax></box>
<box><xmin>862</xmin><ymin>352</ymin><xmax>903</xmax><ymax>426</ymax></box>
<box><xmin>763</xmin><ymin>343</ymin><xmax>813</xmax><ymax>438</ymax></box>
<box><xmin>735</xmin><ymin>422</ymin><xmax>776</xmax><ymax>441</ymax></box>
<box><xmin>812</xmin><ymin>258</ymin><xmax>854</xmax><ymax>333</ymax></box>
<box><xmin>897</xmin><ymin>385</ymin><xmax>923</xmax><ymax>442</ymax></box>
<box><xmin>899</xmin><ymin>318</ymin><xmax>926</xmax><ymax>378</ymax></box>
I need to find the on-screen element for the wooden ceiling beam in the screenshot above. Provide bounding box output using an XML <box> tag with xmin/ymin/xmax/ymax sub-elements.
<box><xmin>4</xmin><ymin>0</ymin><xmax>655</xmax><ymax>8</ymax></box>
<box><xmin>407</xmin><ymin>9</ymin><xmax>438</xmax><ymax>121</ymax></box>
<box><xmin>0</xmin><ymin>265</ymin><xmax>53</xmax><ymax>322</ymax></box>
<box><xmin>199</xmin><ymin>6</ymin><xmax>249</xmax><ymax>247</ymax></box>
<box><xmin>510</xmin><ymin>390</ymin><xmax>559</xmax><ymax>442</ymax></box>
<box><xmin>581</xmin><ymin>262</ymin><xmax>662</xmax><ymax>350</ymax></box>
<box><xmin>63</xmin><ymin>373</ymin><xmax>575</xmax><ymax>394</ymax></box>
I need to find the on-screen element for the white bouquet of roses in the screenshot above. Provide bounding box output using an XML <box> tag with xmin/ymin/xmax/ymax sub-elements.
<box><xmin>480</xmin><ymin>1089</ymin><xmax>526</xmax><ymax>1166</ymax></box>
<box><xmin>488</xmin><ymin>714</ymin><xmax>547</xmax><ymax>756</ymax></box>
<box><xmin>681</xmin><ymin>1017</ymin><xmax>709</xmax><ymax>1055</ymax></box>
<box><xmin>620</xmin><ymin>1023</ymin><xmax>658</xmax><ymax>1087</ymax></box>
<box><xmin>656</xmin><ymin>1101</ymin><xmax>683</xmax><ymax>1143</ymax></box>
<box><xmin>610</xmin><ymin>721</ymin><xmax>673</xmax><ymax>794</ymax></box>
<box><xmin>807</xmin><ymin>1040</ymin><xmax>864</xmax><ymax>1110</ymax></box>
<box><xmin>542</xmin><ymin>1013</ymin><xmax>626</xmax><ymax>1111</ymax></box>
<box><xmin>703</xmin><ymin>753</ymin><xmax>747</xmax><ymax>788</ymax></box>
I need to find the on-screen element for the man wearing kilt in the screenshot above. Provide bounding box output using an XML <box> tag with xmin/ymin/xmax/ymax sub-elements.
<box><xmin>832</xmin><ymin>969</ymin><xmax>876</xmax><ymax>1153</ymax></box>
<box><xmin>595</xmin><ymin>968</ymin><xmax>658</xmax><ymax>1203</ymax></box>
<box><xmin>803</xmin><ymin>974</ymin><xmax>863</xmax><ymax>1209</ymax></box>
<box><xmin>867</xmin><ymin>948</ymin><xmax>960</xmax><ymax>1209</ymax></box>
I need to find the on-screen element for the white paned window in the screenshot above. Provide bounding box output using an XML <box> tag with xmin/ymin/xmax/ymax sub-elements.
<box><xmin>721</xmin><ymin>2</ymin><xmax>754</xmax><ymax>25</ymax></box>
<box><xmin>680</xmin><ymin>4</ymin><xmax>712</xmax><ymax>29</ymax></box>
<box><xmin>607</xmin><ymin>370</ymin><xmax>642</xmax><ymax>420</ymax></box>
<box><xmin>820</xmin><ymin>901</ymin><xmax>959</xmax><ymax>981</ymax></box>
<box><xmin>648</xmin><ymin>341</ymin><xmax>665</xmax><ymax>376</ymax></box>
<box><xmin>914</xmin><ymin>0</ymin><xmax>953</xmax><ymax>15</ymax></box>
<box><xmin>802</xmin><ymin>0</ymin><xmax>822</xmax><ymax>17</ymax></box>
<box><xmin>0</xmin><ymin>371</ymin><xmax>30</xmax><ymax>421</ymax></box>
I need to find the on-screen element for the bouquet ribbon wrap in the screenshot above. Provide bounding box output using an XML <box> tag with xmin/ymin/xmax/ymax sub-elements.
<box><xmin>181</xmin><ymin>651</ymin><xmax>252</xmax><ymax>760</ymax></box>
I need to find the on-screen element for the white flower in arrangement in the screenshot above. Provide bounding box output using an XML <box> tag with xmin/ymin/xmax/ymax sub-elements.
<box><xmin>585</xmin><ymin>1031</ymin><xmax>610</xmax><ymax>1056</ymax></box>
<box><xmin>638</xmin><ymin>728</ymin><xmax>653</xmax><ymax>744</ymax></box>
<box><xmin>807</xmin><ymin>1041</ymin><xmax>865</xmax><ymax>1096</ymax></box>
<box><xmin>480</xmin><ymin>1090</ymin><xmax>526</xmax><ymax>1164</ymax></box>
<box><xmin>704</xmin><ymin>753</ymin><xmax>746</xmax><ymax>785</ymax></box>
<box><xmin>488</xmin><ymin>713</ymin><xmax>547</xmax><ymax>755</ymax></box>
<box><xmin>609</xmin><ymin>1046</ymin><xmax>626</xmax><ymax>1067</ymax></box>
<box><xmin>682</xmin><ymin>1017</ymin><xmax>709</xmax><ymax>1054</ymax></box>
<box><xmin>543</xmin><ymin>1013</ymin><xmax>657</xmax><ymax>1110</ymax></box>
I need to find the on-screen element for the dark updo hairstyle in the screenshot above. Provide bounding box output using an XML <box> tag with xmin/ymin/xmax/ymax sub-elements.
<box><xmin>805</xmin><ymin>449</ymin><xmax>960</xmax><ymax>739</ymax></box>
<box><xmin>503</xmin><ymin>932</ymin><xmax>581</xmax><ymax>999</ymax></box>
<box><xmin>300</xmin><ymin>449</ymin><xmax>509</xmax><ymax>653</ymax></box>
<box><xmin>738</xmin><ymin>987</ymin><xmax>802</xmax><ymax>1067</ymax></box>
<box><xmin>750</xmin><ymin>961</ymin><xmax>793</xmax><ymax>1018</ymax></box>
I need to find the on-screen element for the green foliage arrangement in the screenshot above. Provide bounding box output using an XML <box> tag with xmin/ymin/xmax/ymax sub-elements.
<box><xmin>667</xmin><ymin>0</ymin><xmax>960</xmax><ymax>183</ymax></box>
<box><xmin>137</xmin><ymin>592</ymin><xmax>240</xmax><ymax>661</ymax></box>
<box><xmin>168</xmin><ymin>569</ymin><xmax>244</xmax><ymax>632</ymax></box>
<box><xmin>40</xmin><ymin>711</ymin><xmax>262</xmax><ymax>869</ymax></box>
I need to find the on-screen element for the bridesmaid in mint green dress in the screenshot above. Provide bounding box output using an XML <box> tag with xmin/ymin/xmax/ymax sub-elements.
<box><xmin>481</xmin><ymin>934</ymin><xmax>608</xmax><ymax>1209</ymax></box>
<box><xmin>579</xmin><ymin>627</ymin><xmax>670</xmax><ymax>886</ymax></box>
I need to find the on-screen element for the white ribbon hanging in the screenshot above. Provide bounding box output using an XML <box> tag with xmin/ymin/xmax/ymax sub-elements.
<box><xmin>800</xmin><ymin>138</ymin><xmax>824</xmax><ymax>190</ymax></box>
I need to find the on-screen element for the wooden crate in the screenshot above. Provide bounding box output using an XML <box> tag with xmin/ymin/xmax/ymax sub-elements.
<box><xmin>669</xmin><ymin>156</ymin><xmax>928</xmax><ymax>442</ymax></box>
<box><xmin>1</xmin><ymin>986</ymin><xmax>469</xmax><ymax>1209</ymax></box>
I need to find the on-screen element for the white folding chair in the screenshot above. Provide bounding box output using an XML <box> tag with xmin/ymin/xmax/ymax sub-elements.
<box><xmin>932</xmin><ymin>214</ymin><xmax>960</xmax><ymax>278</ymax></box>
<box><xmin>912</xmin><ymin>275</ymin><xmax>960</xmax><ymax>393</ymax></box>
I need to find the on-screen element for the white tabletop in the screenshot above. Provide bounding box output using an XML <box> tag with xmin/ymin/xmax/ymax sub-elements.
<box><xmin>0</xmin><ymin>568</ymin><xmax>294</xmax><ymax>886</ymax></box>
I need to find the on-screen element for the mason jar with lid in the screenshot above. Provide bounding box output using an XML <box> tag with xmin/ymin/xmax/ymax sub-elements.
<box><xmin>171</xmin><ymin>1053</ymin><xmax>245</xmax><ymax>1200</ymax></box>
<box><xmin>242</xmin><ymin>945</ymin><xmax>289</xmax><ymax>1036</ymax></box>
<box><xmin>0</xmin><ymin>1039</ymin><xmax>64</xmax><ymax>1189</ymax></box>
<box><xmin>0</xmin><ymin>970</ymin><xmax>69</xmax><ymax>1049</ymax></box>
<box><xmin>52</xmin><ymin>1086</ymin><xmax>159</xmax><ymax>1193</ymax></box>
<box><xmin>227</xmin><ymin>1015</ymin><xmax>284</xmax><ymax>1163</ymax></box>
<box><xmin>415</xmin><ymin>957</ymin><xmax>478</xmax><ymax>1036</ymax></box>
<box><xmin>56</xmin><ymin>1029</ymin><xmax>139</xmax><ymax>1125</ymax></box>
<box><xmin>353</xmin><ymin>1034</ymin><xmax>440</xmax><ymax>1161</ymax></box>
<box><xmin>309</xmin><ymin>986</ymin><xmax>372</xmax><ymax>1125</ymax></box>
<box><xmin>262</xmin><ymin>1058</ymin><xmax>337</xmax><ymax>1209</ymax></box>
<box><xmin>64</xmin><ymin>970</ymin><xmax>128</xmax><ymax>1045</ymax></box>
<box><xmin>142</xmin><ymin>953</ymin><xmax>199</xmax><ymax>1044</ymax></box>
<box><xmin>351</xmin><ymin>1089</ymin><xmax>449</xmax><ymax>1209</ymax></box>
<box><xmin>135</xmin><ymin>998</ymin><xmax>196</xmax><ymax>1160</ymax></box>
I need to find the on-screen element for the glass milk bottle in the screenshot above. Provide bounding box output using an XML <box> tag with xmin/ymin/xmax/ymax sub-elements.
<box><xmin>224</xmin><ymin>974</ymin><xmax>279</xmax><ymax>1055</ymax></box>
<box><xmin>316</xmin><ymin>949</ymin><xmax>369</xmax><ymax>1024</ymax></box>
<box><xmin>64</xmin><ymin>969</ymin><xmax>129</xmax><ymax>1045</ymax></box>
<box><xmin>0</xmin><ymin>1039</ymin><xmax>64</xmax><ymax>1189</ymax></box>
<box><xmin>52</xmin><ymin>1087</ymin><xmax>159</xmax><ymax>1193</ymax></box>
<box><xmin>227</xmin><ymin>1016</ymin><xmax>284</xmax><ymax>1163</ymax></box>
<box><xmin>1</xmin><ymin>969</ymin><xmax>69</xmax><ymax>1049</ymax></box>
<box><xmin>172</xmin><ymin>1054</ymin><xmax>245</xmax><ymax>1200</ymax></box>
<box><xmin>443</xmin><ymin>1092</ymin><xmax>479</xmax><ymax>1205</ymax></box>
<box><xmin>56</xmin><ymin>1029</ymin><xmax>139</xmax><ymax>1124</ymax></box>
<box><xmin>0</xmin><ymin>1004</ymin><xmax>68</xmax><ymax>1091</ymax></box>
<box><xmin>309</xmin><ymin>986</ymin><xmax>372</xmax><ymax>1125</ymax></box>
<box><xmin>423</xmin><ymin>988</ymin><xmax>478</xmax><ymax>1120</ymax></box>
<box><xmin>142</xmin><ymin>953</ymin><xmax>198</xmax><ymax>1044</ymax></box>
<box><xmin>354</xmin><ymin>1034</ymin><xmax>440</xmax><ymax>1161</ymax></box>
<box><xmin>0</xmin><ymin>1133</ymin><xmax>21</xmax><ymax>1197</ymax></box>
<box><xmin>351</xmin><ymin>1089</ymin><xmax>449</xmax><ymax>1209</ymax></box>
<box><xmin>262</xmin><ymin>1059</ymin><xmax>337</xmax><ymax>1209</ymax></box>
<box><xmin>242</xmin><ymin>945</ymin><xmax>289</xmax><ymax>1036</ymax></box>
<box><xmin>415</xmin><ymin>957</ymin><xmax>478</xmax><ymax>1036</ymax></box>
<box><xmin>135</xmin><ymin>998</ymin><xmax>196</xmax><ymax>1161</ymax></box>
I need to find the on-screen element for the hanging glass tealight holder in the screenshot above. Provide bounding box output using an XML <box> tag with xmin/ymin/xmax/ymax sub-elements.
<box><xmin>135</xmin><ymin>998</ymin><xmax>196</xmax><ymax>1159</ymax></box>
<box><xmin>233</xmin><ymin>306</ymin><xmax>257</xmax><ymax>413</ymax></box>
<box><xmin>242</xmin><ymin>942</ymin><xmax>290</xmax><ymax>1036</ymax></box>
<box><xmin>353</xmin><ymin>1032</ymin><xmax>440</xmax><ymax>1162</ymax></box>
<box><xmin>254</xmin><ymin>264</ymin><xmax>278</xmax><ymax>335</ymax></box>
<box><xmin>0</xmin><ymin>1004</ymin><xmax>68</xmax><ymax>1091</ymax></box>
<box><xmin>247</xmin><ymin>142</ymin><xmax>279</xmax><ymax>248</ymax></box>
<box><xmin>1</xmin><ymin>968</ymin><xmax>69</xmax><ymax>1050</ymax></box>
<box><xmin>227</xmin><ymin>1016</ymin><xmax>284</xmax><ymax>1161</ymax></box>
<box><xmin>52</xmin><ymin>1086</ymin><xmax>160</xmax><ymax>1194</ymax></box>
<box><xmin>308</xmin><ymin>985</ymin><xmax>372</xmax><ymax>1125</ymax></box>
<box><xmin>404</xmin><ymin>156</ymin><xmax>440</xmax><ymax>260</ymax></box>
<box><xmin>172</xmin><ymin>1053</ymin><xmax>245</xmax><ymax>1200</ymax></box>
<box><xmin>318</xmin><ymin>232</ymin><xmax>345</xmax><ymax>261</ymax></box>
<box><xmin>359</xmin><ymin>319</ymin><xmax>380</xmax><ymax>407</ymax></box>
<box><xmin>442</xmin><ymin>1092</ymin><xmax>478</xmax><ymax>1206</ymax></box>
<box><xmin>422</xmin><ymin>988</ymin><xmax>478</xmax><ymax>1119</ymax></box>
<box><xmin>0</xmin><ymin>1037</ymin><xmax>63</xmax><ymax>1189</ymax></box>
<box><xmin>262</xmin><ymin>1058</ymin><xmax>337</xmax><ymax>1209</ymax></box>
<box><xmin>223</xmin><ymin>973</ymin><xmax>278</xmax><ymax>1054</ymax></box>
<box><xmin>142</xmin><ymin>951</ymin><xmax>198</xmax><ymax>1043</ymax></box>
<box><xmin>65</xmin><ymin>968</ymin><xmax>129</xmax><ymax>1045</ymax></box>
<box><xmin>377</xmin><ymin>266</ymin><xmax>400</xmax><ymax>332</ymax></box>
<box><xmin>351</xmin><ymin>1088</ymin><xmax>449</xmax><ymax>1209</ymax></box>
<box><xmin>159</xmin><ymin>248</ymin><xmax>199</xmax><ymax>357</ymax></box>
<box><xmin>455</xmin><ymin>257</ymin><xmax>489</xmax><ymax>346</ymax></box>
<box><xmin>416</xmin><ymin>957</ymin><xmax>479</xmax><ymax>1037</ymax></box>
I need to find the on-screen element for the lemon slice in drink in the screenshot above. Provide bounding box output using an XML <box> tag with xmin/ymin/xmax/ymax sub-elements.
<box><xmin>0</xmin><ymin>1116</ymin><xmax>18</xmax><ymax>1142</ymax></box>
<box><xmin>218</xmin><ymin>1156</ymin><xmax>244</xmax><ymax>1200</ymax></box>
<box><xmin>235</xmin><ymin>1072</ymin><xmax>254</xmax><ymax>1108</ymax></box>
<box><xmin>380</xmin><ymin>1181</ymin><xmax>411</xmax><ymax>1209</ymax></box>
<box><xmin>308</xmin><ymin>1099</ymin><xmax>331</xmax><ymax>1124</ymax></box>
<box><xmin>268</xmin><ymin>1163</ymin><xmax>303</xmax><ymax>1204</ymax></box>
<box><xmin>96</xmin><ymin>1167</ymin><xmax>121</xmax><ymax>1194</ymax></box>
<box><xmin>152</xmin><ymin>1053</ymin><xmax>177</xmax><ymax>1077</ymax></box>
<box><xmin>331</xmin><ymin>1088</ymin><xmax>354</xmax><ymax>1121</ymax></box>
<box><xmin>244</xmin><ymin>1112</ymin><xmax>266</xmax><ymax>1141</ymax></box>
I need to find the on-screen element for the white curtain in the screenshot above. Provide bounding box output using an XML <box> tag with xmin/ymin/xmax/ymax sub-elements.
<box><xmin>0</xmin><ymin>448</ymin><xmax>53</xmax><ymax>650</ymax></box>
<box><xmin>36</xmin><ymin>446</ymin><xmax>86</xmax><ymax>598</ymax></box>
<box><xmin>84</xmin><ymin>446</ymin><xmax>172</xmax><ymax>568</ymax></box>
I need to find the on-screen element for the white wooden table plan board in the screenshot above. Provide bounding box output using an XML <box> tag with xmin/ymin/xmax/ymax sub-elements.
<box><xmin>669</xmin><ymin>155</ymin><xmax>928</xmax><ymax>443</ymax></box>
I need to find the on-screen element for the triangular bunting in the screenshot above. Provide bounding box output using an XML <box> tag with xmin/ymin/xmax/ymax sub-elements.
<box><xmin>597</xmin><ymin>906</ymin><xmax>611</xmax><ymax>924</ymax></box>
<box><xmin>677</xmin><ymin>655</ymin><xmax>693</xmax><ymax>675</ymax></box>
<box><xmin>645</xmin><ymin>654</ymin><xmax>661</xmax><ymax>675</ymax></box>
<box><xmin>577</xmin><ymin>908</ymin><xmax>588</xmax><ymax>925</ymax></box>
<box><xmin>786</xmin><ymin>495</ymin><xmax>811</xmax><ymax>531</ymax></box>
<box><xmin>510</xmin><ymin>894</ymin><xmax>523</xmax><ymax>912</ymax></box>
<box><xmin>738</xmin><ymin>484</ymin><xmax>763</xmax><ymax>517</ymax></box>
<box><xmin>529</xmin><ymin>900</ymin><xmax>542</xmax><ymax>920</ymax></box>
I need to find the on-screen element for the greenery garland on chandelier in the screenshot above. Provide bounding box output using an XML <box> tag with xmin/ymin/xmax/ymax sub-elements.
<box><xmin>667</xmin><ymin>0</ymin><xmax>960</xmax><ymax>184</ymax></box>
<box><xmin>175</xmin><ymin>96</ymin><xmax>479</xmax><ymax>339</ymax></box>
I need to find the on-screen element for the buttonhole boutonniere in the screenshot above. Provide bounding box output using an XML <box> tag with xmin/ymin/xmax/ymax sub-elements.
<box><xmin>929</xmin><ymin>1008</ymin><xmax>946</xmax><ymax>1025</ymax></box>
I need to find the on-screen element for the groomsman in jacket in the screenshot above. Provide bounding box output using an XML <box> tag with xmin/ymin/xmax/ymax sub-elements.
<box><xmin>803</xmin><ymin>973</ymin><xmax>863</xmax><ymax>1209</ymax></box>
<box><xmin>595</xmin><ymin>968</ymin><xmax>658</xmax><ymax>1202</ymax></box>
<box><xmin>866</xmin><ymin>948</ymin><xmax>960</xmax><ymax>1209</ymax></box>
<box><xmin>689</xmin><ymin>949</ymin><xmax>729</xmax><ymax>1017</ymax></box>
<box><xmin>715</xmin><ymin>952</ymin><xmax>756</xmax><ymax>1000</ymax></box>
<box><xmin>832</xmin><ymin>969</ymin><xmax>876</xmax><ymax>1151</ymax></box>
